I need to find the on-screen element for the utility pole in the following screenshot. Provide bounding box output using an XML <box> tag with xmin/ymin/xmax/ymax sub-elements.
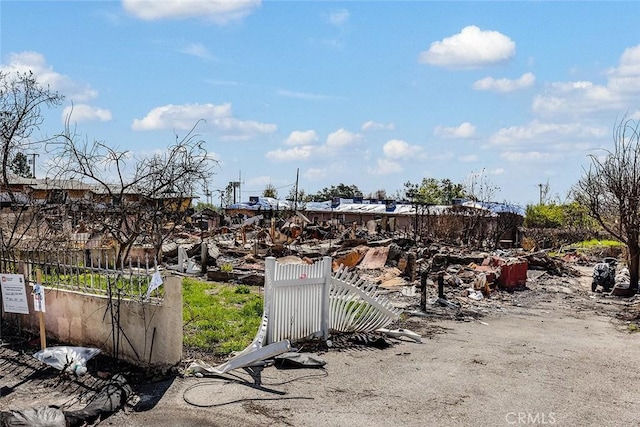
<box><xmin>27</xmin><ymin>153</ymin><xmax>39</xmax><ymax>178</ymax></box>
<box><xmin>538</xmin><ymin>183</ymin><xmax>543</xmax><ymax>205</ymax></box>
<box><xmin>294</xmin><ymin>168</ymin><xmax>299</xmax><ymax>212</ymax></box>
<box><xmin>538</xmin><ymin>182</ymin><xmax>549</xmax><ymax>205</ymax></box>
<box><xmin>229</xmin><ymin>170</ymin><xmax>244</xmax><ymax>204</ymax></box>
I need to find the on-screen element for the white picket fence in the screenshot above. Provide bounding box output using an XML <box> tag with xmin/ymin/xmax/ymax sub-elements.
<box><xmin>208</xmin><ymin>256</ymin><xmax>402</xmax><ymax>375</ymax></box>
<box><xmin>263</xmin><ymin>256</ymin><xmax>401</xmax><ymax>344</ymax></box>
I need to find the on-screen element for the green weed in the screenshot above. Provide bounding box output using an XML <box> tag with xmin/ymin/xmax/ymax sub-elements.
<box><xmin>220</xmin><ymin>263</ymin><xmax>234</xmax><ymax>273</ymax></box>
<box><xmin>182</xmin><ymin>277</ymin><xmax>262</xmax><ymax>355</ymax></box>
<box><xmin>574</xmin><ymin>239</ymin><xmax>623</xmax><ymax>249</ymax></box>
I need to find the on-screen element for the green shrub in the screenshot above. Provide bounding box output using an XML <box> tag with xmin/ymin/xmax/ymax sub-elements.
<box><xmin>234</xmin><ymin>284</ymin><xmax>251</xmax><ymax>294</ymax></box>
<box><xmin>524</xmin><ymin>202</ymin><xmax>596</xmax><ymax>229</ymax></box>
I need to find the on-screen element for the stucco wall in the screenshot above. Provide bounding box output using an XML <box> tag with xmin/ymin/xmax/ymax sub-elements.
<box><xmin>12</xmin><ymin>275</ymin><xmax>183</xmax><ymax>367</ymax></box>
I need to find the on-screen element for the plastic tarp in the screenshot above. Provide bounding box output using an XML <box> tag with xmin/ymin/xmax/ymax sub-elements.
<box><xmin>33</xmin><ymin>346</ymin><xmax>101</xmax><ymax>376</ymax></box>
<box><xmin>0</xmin><ymin>406</ymin><xmax>66</xmax><ymax>427</ymax></box>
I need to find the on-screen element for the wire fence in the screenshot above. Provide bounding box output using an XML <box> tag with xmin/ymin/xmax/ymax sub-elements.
<box><xmin>0</xmin><ymin>249</ymin><xmax>163</xmax><ymax>302</ymax></box>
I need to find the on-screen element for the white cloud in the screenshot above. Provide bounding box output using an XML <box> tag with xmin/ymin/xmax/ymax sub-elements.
<box><xmin>367</xmin><ymin>158</ymin><xmax>403</xmax><ymax>176</ymax></box>
<box><xmin>325</xmin><ymin>128</ymin><xmax>361</xmax><ymax>148</ymax></box>
<box><xmin>121</xmin><ymin>0</ymin><xmax>261</xmax><ymax>24</ymax></box>
<box><xmin>532</xmin><ymin>45</ymin><xmax>640</xmax><ymax>117</ymax></box>
<box><xmin>532</xmin><ymin>81</ymin><xmax>621</xmax><ymax>116</ymax></box>
<box><xmin>418</xmin><ymin>25</ymin><xmax>515</xmax><ymax>69</ymax></box>
<box><xmin>312</xmin><ymin>128</ymin><xmax>362</xmax><ymax>157</ymax></box>
<box><xmin>361</xmin><ymin>120</ymin><xmax>395</xmax><ymax>131</ymax></box>
<box><xmin>265</xmin><ymin>145</ymin><xmax>314</xmax><ymax>162</ymax></box>
<box><xmin>459</xmin><ymin>154</ymin><xmax>478</xmax><ymax>163</ymax></box>
<box><xmin>607</xmin><ymin>55</ymin><xmax>640</xmax><ymax>94</ymax></box>
<box><xmin>131</xmin><ymin>103</ymin><xmax>277</xmax><ymax>140</ymax></box>
<box><xmin>284</xmin><ymin>130</ymin><xmax>318</xmax><ymax>146</ymax></box>
<box><xmin>609</xmin><ymin>45</ymin><xmax>640</xmax><ymax>83</ymax></box>
<box><xmin>328</xmin><ymin>8</ymin><xmax>349</xmax><ymax>26</ymax></box>
<box><xmin>132</xmin><ymin>103</ymin><xmax>230</xmax><ymax>130</ymax></box>
<box><xmin>382</xmin><ymin>139</ymin><xmax>423</xmax><ymax>159</ymax></box>
<box><xmin>489</xmin><ymin>120</ymin><xmax>605</xmax><ymax>146</ymax></box>
<box><xmin>1</xmin><ymin>51</ymin><xmax>98</xmax><ymax>102</ymax></box>
<box><xmin>434</xmin><ymin>122</ymin><xmax>476</xmax><ymax>139</ymax></box>
<box><xmin>473</xmin><ymin>72</ymin><xmax>535</xmax><ymax>93</ymax></box>
<box><xmin>179</xmin><ymin>43</ymin><xmax>214</xmax><ymax>60</ymax></box>
<box><xmin>63</xmin><ymin>104</ymin><xmax>112</xmax><ymax>123</ymax></box>
<box><xmin>268</xmin><ymin>128</ymin><xmax>361</xmax><ymax>162</ymax></box>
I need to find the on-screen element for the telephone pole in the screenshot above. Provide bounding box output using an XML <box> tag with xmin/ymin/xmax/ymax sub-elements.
<box><xmin>294</xmin><ymin>168</ymin><xmax>299</xmax><ymax>212</ymax></box>
<box><xmin>538</xmin><ymin>183</ymin><xmax>543</xmax><ymax>205</ymax></box>
<box><xmin>27</xmin><ymin>153</ymin><xmax>39</xmax><ymax>178</ymax></box>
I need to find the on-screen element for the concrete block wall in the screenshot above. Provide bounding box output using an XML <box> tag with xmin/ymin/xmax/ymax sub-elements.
<box><xmin>9</xmin><ymin>275</ymin><xmax>183</xmax><ymax>367</ymax></box>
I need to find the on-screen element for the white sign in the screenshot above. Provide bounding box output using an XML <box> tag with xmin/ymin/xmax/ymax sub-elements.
<box><xmin>145</xmin><ymin>271</ymin><xmax>163</xmax><ymax>300</ymax></box>
<box><xmin>1</xmin><ymin>273</ymin><xmax>29</xmax><ymax>314</ymax></box>
<box><xmin>33</xmin><ymin>283</ymin><xmax>46</xmax><ymax>312</ymax></box>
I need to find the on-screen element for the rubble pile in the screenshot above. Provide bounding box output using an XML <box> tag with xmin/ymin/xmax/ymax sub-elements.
<box><xmin>161</xmin><ymin>216</ymin><xmax>583</xmax><ymax>319</ymax></box>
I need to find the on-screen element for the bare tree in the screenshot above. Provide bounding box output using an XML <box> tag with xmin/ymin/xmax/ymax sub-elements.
<box><xmin>576</xmin><ymin>117</ymin><xmax>640</xmax><ymax>295</ymax></box>
<box><xmin>464</xmin><ymin>168</ymin><xmax>499</xmax><ymax>203</ymax></box>
<box><xmin>403</xmin><ymin>181</ymin><xmax>434</xmax><ymax>243</ymax></box>
<box><xmin>462</xmin><ymin>169</ymin><xmax>500</xmax><ymax>247</ymax></box>
<box><xmin>48</xmin><ymin>118</ymin><xmax>218</xmax><ymax>265</ymax></box>
<box><xmin>286</xmin><ymin>186</ymin><xmax>308</xmax><ymax>206</ymax></box>
<box><xmin>0</xmin><ymin>71</ymin><xmax>63</xmax><ymax>251</ymax></box>
<box><xmin>367</xmin><ymin>189</ymin><xmax>387</xmax><ymax>200</ymax></box>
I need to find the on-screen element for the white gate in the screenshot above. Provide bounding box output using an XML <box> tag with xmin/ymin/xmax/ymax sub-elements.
<box><xmin>207</xmin><ymin>256</ymin><xmax>402</xmax><ymax>375</ymax></box>
<box><xmin>264</xmin><ymin>256</ymin><xmax>332</xmax><ymax>343</ymax></box>
<box><xmin>263</xmin><ymin>256</ymin><xmax>401</xmax><ymax>344</ymax></box>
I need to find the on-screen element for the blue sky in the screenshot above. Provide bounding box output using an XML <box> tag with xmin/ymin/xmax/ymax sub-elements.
<box><xmin>3</xmin><ymin>1</ymin><xmax>640</xmax><ymax>206</ymax></box>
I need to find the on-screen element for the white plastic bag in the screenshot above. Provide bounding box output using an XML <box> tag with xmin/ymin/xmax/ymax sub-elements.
<box><xmin>33</xmin><ymin>346</ymin><xmax>101</xmax><ymax>376</ymax></box>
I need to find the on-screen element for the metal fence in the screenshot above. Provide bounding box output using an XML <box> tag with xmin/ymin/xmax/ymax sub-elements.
<box><xmin>0</xmin><ymin>249</ymin><xmax>163</xmax><ymax>302</ymax></box>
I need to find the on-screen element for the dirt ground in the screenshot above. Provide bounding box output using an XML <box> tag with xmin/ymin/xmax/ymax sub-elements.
<box><xmin>2</xmin><ymin>264</ymin><xmax>640</xmax><ymax>427</ymax></box>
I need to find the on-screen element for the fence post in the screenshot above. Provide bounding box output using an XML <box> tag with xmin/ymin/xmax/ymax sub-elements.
<box><xmin>264</xmin><ymin>257</ymin><xmax>276</xmax><ymax>344</ymax></box>
<box><xmin>178</xmin><ymin>246</ymin><xmax>185</xmax><ymax>273</ymax></box>
<box><xmin>321</xmin><ymin>256</ymin><xmax>332</xmax><ymax>340</ymax></box>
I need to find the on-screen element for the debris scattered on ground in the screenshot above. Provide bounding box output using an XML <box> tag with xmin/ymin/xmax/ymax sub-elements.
<box><xmin>376</xmin><ymin>328</ymin><xmax>422</xmax><ymax>343</ymax></box>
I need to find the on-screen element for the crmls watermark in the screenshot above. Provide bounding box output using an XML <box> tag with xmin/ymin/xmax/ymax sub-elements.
<box><xmin>505</xmin><ymin>412</ymin><xmax>557</xmax><ymax>425</ymax></box>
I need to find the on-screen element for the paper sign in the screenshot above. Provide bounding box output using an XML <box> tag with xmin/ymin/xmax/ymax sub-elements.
<box><xmin>1</xmin><ymin>273</ymin><xmax>30</xmax><ymax>314</ymax></box>
<box><xmin>145</xmin><ymin>271</ymin><xmax>163</xmax><ymax>299</ymax></box>
<box><xmin>33</xmin><ymin>283</ymin><xmax>46</xmax><ymax>312</ymax></box>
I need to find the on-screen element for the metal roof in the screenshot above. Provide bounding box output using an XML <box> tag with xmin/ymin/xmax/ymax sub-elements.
<box><xmin>227</xmin><ymin>197</ymin><xmax>523</xmax><ymax>216</ymax></box>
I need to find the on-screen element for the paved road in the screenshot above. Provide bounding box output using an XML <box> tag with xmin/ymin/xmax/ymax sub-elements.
<box><xmin>109</xmin><ymin>303</ymin><xmax>640</xmax><ymax>427</ymax></box>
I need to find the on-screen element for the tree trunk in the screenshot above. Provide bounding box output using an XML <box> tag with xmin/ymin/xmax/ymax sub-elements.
<box><xmin>628</xmin><ymin>241</ymin><xmax>640</xmax><ymax>293</ymax></box>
